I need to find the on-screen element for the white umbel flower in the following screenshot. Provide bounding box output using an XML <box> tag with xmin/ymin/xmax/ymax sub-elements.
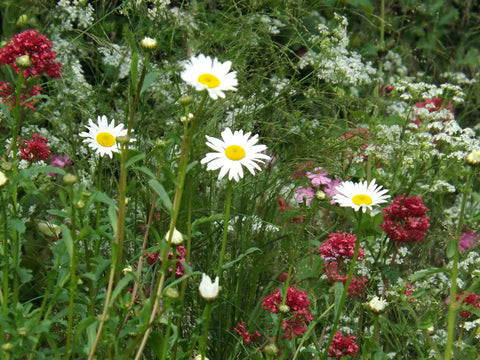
<box><xmin>181</xmin><ymin>54</ymin><xmax>238</xmax><ymax>99</ymax></box>
<box><xmin>333</xmin><ymin>178</ymin><xmax>390</xmax><ymax>213</ymax></box>
<box><xmin>199</xmin><ymin>273</ymin><xmax>219</xmax><ymax>301</ymax></box>
<box><xmin>79</xmin><ymin>115</ymin><xmax>128</xmax><ymax>158</ymax></box>
<box><xmin>200</xmin><ymin>127</ymin><xmax>270</xmax><ymax>182</ymax></box>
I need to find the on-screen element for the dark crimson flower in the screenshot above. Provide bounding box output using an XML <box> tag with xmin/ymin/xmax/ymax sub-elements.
<box><xmin>143</xmin><ymin>246</ymin><xmax>187</xmax><ymax>278</ymax></box>
<box><xmin>380</xmin><ymin>195</ymin><xmax>430</xmax><ymax>243</ymax></box>
<box><xmin>277</xmin><ymin>198</ymin><xmax>291</xmax><ymax>212</ymax></box>
<box><xmin>0</xmin><ymin>30</ymin><xmax>61</xmax><ymax>79</ymax></box>
<box><xmin>328</xmin><ymin>331</ymin><xmax>359</xmax><ymax>359</ymax></box>
<box><xmin>18</xmin><ymin>132</ymin><xmax>50</xmax><ymax>162</ymax></box>
<box><xmin>319</xmin><ymin>232</ymin><xmax>364</xmax><ymax>262</ymax></box>
<box><xmin>262</xmin><ymin>286</ymin><xmax>314</xmax><ymax>339</ymax></box>
<box><xmin>0</xmin><ymin>81</ymin><xmax>41</xmax><ymax>111</ymax></box>
<box><xmin>456</xmin><ymin>291</ymin><xmax>480</xmax><ymax>320</ymax></box>
<box><xmin>233</xmin><ymin>322</ymin><xmax>261</xmax><ymax>344</ymax></box>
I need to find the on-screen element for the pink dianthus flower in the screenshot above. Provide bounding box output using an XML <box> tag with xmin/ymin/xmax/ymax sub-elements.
<box><xmin>459</xmin><ymin>228</ymin><xmax>479</xmax><ymax>253</ymax></box>
<box><xmin>296</xmin><ymin>186</ymin><xmax>315</xmax><ymax>206</ymax></box>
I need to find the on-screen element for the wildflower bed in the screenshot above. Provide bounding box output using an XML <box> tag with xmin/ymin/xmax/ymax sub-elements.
<box><xmin>0</xmin><ymin>1</ymin><xmax>480</xmax><ymax>359</ymax></box>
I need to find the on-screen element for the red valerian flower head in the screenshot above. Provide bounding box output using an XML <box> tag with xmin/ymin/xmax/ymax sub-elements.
<box><xmin>233</xmin><ymin>322</ymin><xmax>261</xmax><ymax>344</ymax></box>
<box><xmin>0</xmin><ymin>29</ymin><xmax>61</xmax><ymax>79</ymax></box>
<box><xmin>143</xmin><ymin>246</ymin><xmax>187</xmax><ymax>278</ymax></box>
<box><xmin>319</xmin><ymin>232</ymin><xmax>364</xmax><ymax>262</ymax></box>
<box><xmin>456</xmin><ymin>291</ymin><xmax>480</xmax><ymax>320</ymax></box>
<box><xmin>380</xmin><ymin>195</ymin><xmax>430</xmax><ymax>243</ymax></box>
<box><xmin>322</xmin><ymin>262</ymin><xmax>368</xmax><ymax>299</ymax></box>
<box><xmin>262</xmin><ymin>286</ymin><xmax>314</xmax><ymax>339</ymax></box>
<box><xmin>328</xmin><ymin>331</ymin><xmax>359</xmax><ymax>359</ymax></box>
<box><xmin>18</xmin><ymin>132</ymin><xmax>50</xmax><ymax>162</ymax></box>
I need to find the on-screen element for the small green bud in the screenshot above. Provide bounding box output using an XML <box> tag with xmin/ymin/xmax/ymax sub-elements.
<box><xmin>16</xmin><ymin>14</ymin><xmax>28</xmax><ymax>26</ymax></box>
<box><xmin>180</xmin><ymin>113</ymin><xmax>194</xmax><ymax>124</ymax></box>
<box><xmin>63</xmin><ymin>173</ymin><xmax>78</xmax><ymax>185</ymax></box>
<box><xmin>315</xmin><ymin>190</ymin><xmax>326</xmax><ymax>200</ymax></box>
<box><xmin>466</xmin><ymin>150</ymin><xmax>480</xmax><ymax>166</ymax></box>
<box><xmin>264</xmin><ymin>343</ymin><xmax>279</xmax><ymax>356</ymax></box>
<box><xmin>155</xmin><ymin>139</ymin><xmax>166</xmax><ymax>148</ymax></box>
<box><xmin>17</xmin><ymin>327</ymin><xmax>27</xmax><ymax>337</ymax></box>
<box><xmin>2</xmin><ymin>343</ymin><xmax>13</xmax><ymax>352</ymax></box>
<box><xmin>76</xmin><ymin>199</ymin><xmax>85</xmax><ymax>209</ymax></box>
<box><xmin>278</xmin><ymin>304</ymin><xmax>290</xmax><ymax>314</ymax></box>
<box><xmin>15</xmin><ymin>54</ymin><xmax>32</xmax><ymax>68</ymax></box>
<box><xmin>178</xmin><ymin>95</ymin><xmax>194</xmax><ymax>106</ymax></box>
<box><xmin>2</xmin><ymin>162</ymin><xmax>12</xmax><ymax>171</ymax></box>
<box><xmin>116</xmin><ymin>135</ymin><xmax>130</xmax><ymax>144</ymax></box>
<box><xmin>165</xmin><ymin>287</ymin><xmax>180</xmax><ymax>299</ymax></box>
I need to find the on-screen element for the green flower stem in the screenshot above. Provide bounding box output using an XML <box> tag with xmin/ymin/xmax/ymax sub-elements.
<box><xmin>94</xmin><ymin>156</ymin><xmax>103</xmax><ymax>256</ymax></box>
<box><xmin>444</xmin><ymin>167</ymin><xmax>474</xmax><ymax>360</ymax></box>
<box><xmin>65</xmin><ymin>184</ymin><xmax>78</xmax><ymax>360</ymax></box>
<box><xmin>197</xmin><ymin>302</ymin><xmax>213</xmax><ymax>359</ymax></box>
<box><xmin>216</xmin><ymin>180</ymin><xmax>233</xmax><ymax>278</ymax></box>
<box><xmin>322</xmin><ymin>211</ymin><xmax>363</xmax><ymax>360</ymax></box>
<box><xmin>1</xmin><ymin>193</ymin><xmax>9</xmax><ymax>316</ymax></box>
<box><xmin>133</xmin><ymin>119</ymin><xmax>192</xmax><ymax>360</ymax></box>
<box><xmin>10</xmin><ymin>69</ymin><xmax>25</xmax><ymax>307</ymax></box>
<box><xmin>88</xmin><ymin>49</ymin><xmax>150</xmax><ymax>359</ymax></box>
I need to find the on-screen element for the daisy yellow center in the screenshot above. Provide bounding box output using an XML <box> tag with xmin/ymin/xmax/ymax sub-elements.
<box><xmin>198</xmin><ymin>73</ymin><xmax>220</xmax><ymax>88</ymax></box>
<box><xmin>352</xmin><ymin>194</ymin><xmax>372</xmax><ymax>206</ymax></box>
<box><xmin>96</xmin><ymin>132</ymin><xmax>116</xmax><ymax>147</ymax></box>
<box><xmin>225</xmin><ymin>145</ymin><xmax>246</xmax><ymax>161</ymax></box>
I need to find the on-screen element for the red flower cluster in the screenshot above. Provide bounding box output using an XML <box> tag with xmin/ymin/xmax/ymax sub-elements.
<box><xmin>262</xmin><ymin>286</ymin><xmax>314</xmax><ymax>339</ymax></box>
<box><xmin>0</xmin><ymin>82</ymin><xmax>41</xmax><ymax>111</ymax></box>
<box><xmin>404</xmin><ymin>284</ymin><xmax>414</xmax><ymax>303</ymax></box>
<box><xmin>0</xmin><ymin>29</ymin><xmax>61</xmax><ymax>79</ymax></box>
<box><xmin>18</xmin><ymin>132</ymin><xmax>50</xmax><ymax>162</ymax></box>
<box><xmin>413</xmin><ymin>97</ymin><xmax>454</xmax><ymax>127</ymax></box>
<box><xmin>380</xmin><ymin>195</ymin><xmax>430</xmax><ymax>243</ymax></box>
<box><xmin>143</xmin><ymin>246</ymin><xmax>187</xmax><ymax>278</ymax></box>
<box><xmin>328</xmin><ymin>331</ymin><xmax>359</xmax><ymax>359</ymax></box>
<box><xmin>456</xmin><ymin>291</ymin><xmax>480</xmax><ymax>320</ymax></box>
<box><xmin>322</xmin><ymin>262</ymin><xmax>367</xmax><ymax>299</ymax></box>
<box><xmin>233</xmin><ymin>322</ymin><xmax>261</xmax><ymax>344</ymax></box>
<box><xmin>319</xmin><ymin>232</ymin><xmax>364</xmax><ymax>262</ymax></box>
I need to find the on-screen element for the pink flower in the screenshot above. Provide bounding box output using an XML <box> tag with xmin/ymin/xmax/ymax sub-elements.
<box><xmin>319</xmin><ymin>232</ymin><xmax>364</xmax><ymax>262</ymax></box>
<box><xmin>307</xmin><ymin>167</ymin><xmax>330</xmax><ymax>187</ymax></box>
<box><xmin>262</xmin><ymin>286</ymin><xmax>314</xmax><ymax>339</ymax></box>
<box><xmin>328</xmin><ymin>331</ymin><xmax>359</xmax><ymax>359</ymax></box>
<box><xmin>459</xmin><ymin>228</ymin><xmax>479</xmax><ymax>253</ymax></box>
<box><xmin>404</xmin><ymin>284</ymin><xmax>414</xmax><ymax>303</ymax></box>
<box><xmin>296</xmin><ymin>186</ymin><xmax>315</xmax><ymax>206</ymax></box>
<box><xmin>18</xmin><ymin>132</ymin><xmax>50</xmax><ymax>162</ymax></box>
<box><xmin>0</xmin><ymin>29</ymin><xmax>61</xmax><ymax>79</ymax></box>
<box><xmin>47</xmin><ymin>154</ymin><xmax>73</xmax><ymax>176</ymax></box>
<box><xmin>233</xmin><ymin>322</ymin><xmax>261</xmax><ymax>344</ymax></box>
<box><xmin>380</xmin><ymin>195</ymin><xmax>430</xmax><ymax>243</ymax></box>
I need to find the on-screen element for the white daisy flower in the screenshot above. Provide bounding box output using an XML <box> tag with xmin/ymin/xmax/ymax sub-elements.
<box><xmin>79</xmin><ymin>115</ymin><xmax>128</xmax><ymax>158</ymax></box>
<box><xmin>180</xmin><ymin>54</ymin><xmax>238</xmax><ymax>99</ymax></box>
<box><xmin>199</xmin><ymin>273</ymin><xmax>219</xmax><ymax>301</ymax></box>
<box><xmin>200</xmin><ymin>127</ymin><xmax>270</xmax><ymax>182</ymax></box>
<box><xmin>333</xmin><ymin>178</ymin><xmax>390</xmax><ymax>213</ymax></box>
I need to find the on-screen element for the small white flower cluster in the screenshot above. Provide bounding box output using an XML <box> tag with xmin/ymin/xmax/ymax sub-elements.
<box><xmin>298</xmin><ymin>13</ymin><xmax>376</xmax><ymax>86</ymax></box>
<box><xmin>441</xmin><ymin>72</ymin><xmax>478</xmax><ymax>86</ymax></box>
<box><xmin>55</xmin><ymin>0</ymin><xmax>94</xmax><ymax>31</ymax></box>
<box><xmin>146</xmin><ymin>0</ymin><xmax>172</xmax><ymax>22</ymax></box>
<box><xmin>99</xmin><ymin>44</ymin><xmax>135</xmax><ymax>80</ymax></box>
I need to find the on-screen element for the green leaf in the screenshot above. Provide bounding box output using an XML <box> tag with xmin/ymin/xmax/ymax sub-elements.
<box><xmin>130</xmin><ymin>50</ymin><xmax>139</xmax><ymax>90</ymax></box>
<box><xmin>222</xmin><ymin>247</ymin><xmax>262</xmax><ymax>269</ymax></box>
<box><xmin>191</xmin><ymin>214</ymin><xmax>224</xmax><ymax>233</ymax></box>
<box><xmin>11</xmin><ymin>217</ymin><xmax>26</xmax><ymax>233</ymax></box>
<box><xmin>411</xmin><ymin>267</ymin><xmax>448</xmax><ymax>282</ymax></box>
<box><xmin>141</xmin><ymin>70</ymin><xmax>161</xmax><ymax>95</ymax></box>
<box><xmin>108</xmin><ymin>204</ymin><xmax>118</xmax><ymax>234</ymax></box>
<box><xmin>333</xmin><ymin>282</ymin><xmax>344</xmax><ymax>318</ymax></box>
<box><xmin>124</xmin><ymin>151</ymin><xmax>145</xmax><ymax>169</ymax></box>
<box><xmin>446</xmin><ymin>239</ymin><xmax>456</xmax><ymax>259</ymax></box>
<box><xmin>148</xmin><ymin>179</ymin><xmax>173</xmax><ymax>215</ymax></box>
<box><xmin>132</xmin><ymin>166</ymin><xmax>158</xmax><ymax>180</ymax></box>
<box><xmin>61</xmin><ymin>225</ymin><xmax>74</xmax><ymax>261</ymax></box>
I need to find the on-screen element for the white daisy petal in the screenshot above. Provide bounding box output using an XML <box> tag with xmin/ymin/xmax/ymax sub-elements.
<box><xmin>181</xmin><ymin>54</ymin><xmax>238</xmax><ymax>100</ymax></box>
<box><xmin>201</xmin><ymin>127</ymin><xmax>271</xmax><ymax>182</ymax></box>
<box><xmin>333</xmin><ymin>179</ymin><xmax>390</xmax><ymax>214</ymax></box>
<box><xmin>79</xmin><ymin>115</ymin><xmax>130</xmax><ymax>158</ymax></box>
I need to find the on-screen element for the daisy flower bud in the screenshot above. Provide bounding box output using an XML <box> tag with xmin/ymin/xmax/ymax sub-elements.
<box><xmin>0</xmin><ymin>170</ymin><xmax>8</xmax><ymax>187</ymax></box>
<box><xmin>63</xmin><ymin>173</ymin><xmax>78</xmax><ymax>185</ymax></box>
<box><xmin>466</xmin><ymin>150</ymin><xmax>480</xmax><ymax>165</ymax></box>
<box><xmin>264</xmin><ymin>343</ymin><xmax>279</xmax><ymax>356</ymax></box>
<box><xmin>140</xmin><ymin>36</ymin><xmax>158</xmax><ymax>50</ymax></box>
<box><xmin>199</xmin><ymin>273</ymin><xmax>219</xmax><ymax>301</ymax></box>
<box><xmin>178</xmin><ymin>95</ymin><xmax>194</xmax><ymax>105</ymax></box>
<box><xmin>368</xmin><ymin>296</ymin><xmax>387</xmax><ymax>313</ymax></box>
<box><xmin>315</xmin><ymin>190</ymin><xmax>326</xmax><ymax>200</ymax></box>
<box><xmin>165</xmin><ymin>287</ymin><xmax>179</xmax><ymax>299</ymax></box>
<box><xmin>165</xmin><ymin>228</ymin><xmax>184</xmax><ymax>246</ymax></box>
